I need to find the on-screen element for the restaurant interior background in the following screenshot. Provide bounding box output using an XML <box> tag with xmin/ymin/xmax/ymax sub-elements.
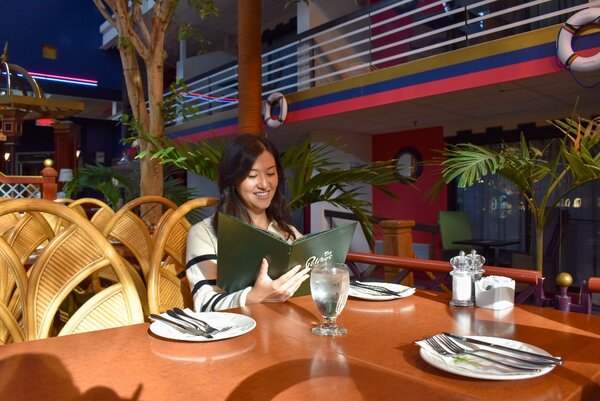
<box><xmin>1</xmin><ymin>0</ymin><xmax>599</xmax><ymax>300</ymax></box>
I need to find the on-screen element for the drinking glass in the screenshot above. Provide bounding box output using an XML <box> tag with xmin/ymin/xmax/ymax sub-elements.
<box><xmin>310</xmin><ymin>262</ymin><xmax>350</xmax><ymax>336</ymax></box>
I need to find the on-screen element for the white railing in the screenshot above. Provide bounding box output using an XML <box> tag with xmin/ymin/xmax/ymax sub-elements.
<box><xmin>172</xmin><ymin>0</ymin><xmax>595</xmax><ymax>123</ymax></box>
<box><xmin>0</xmin><ymin>166</ymin><xmax>58</xmax><ymax>200</ymax></box>
<box><xmin>0</xmin><ymin>182</ymin><xmax>41</xmax><ymax>198</ymax></box>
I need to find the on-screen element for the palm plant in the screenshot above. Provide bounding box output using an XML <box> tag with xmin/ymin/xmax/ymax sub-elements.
<box><xmin>64</xmin><ymin>164</ymin><xmax>134</xmax><ymax>209</ymax></box>
<box><xmin>439</xmin><ymin>115</ymin><xmax>600</xmax><ymax>272</ymax></box>
<box><xmin>138</xmin><ymin>135</ymin><xmax>398</xmax><ymax>248</ymax></box>
<box><xmin>65</xmin><ymin>163</ymin><xmax>198</xmax><ymax>210</ymax></box>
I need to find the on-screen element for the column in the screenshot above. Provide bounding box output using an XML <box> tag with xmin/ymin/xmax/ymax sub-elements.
<box><xmin>237</xmin><ymin>0</ymin><xmax>262</xmax><ymax>136</ymax></box>
<box><xmin>380</xmin><ymin>220</ymin><xmax>416</xmax><ymax>285</ymax></box>
<box><xmin>52</xmin><ymin>120</ymin><xmax>80</xmax><ymax>173</ymax></box>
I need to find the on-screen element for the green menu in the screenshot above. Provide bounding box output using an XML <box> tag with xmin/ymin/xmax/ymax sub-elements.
<box><xmin>216</xmin><ymin>212</ymin><xmax>357</xmax><ymax>295</ymax></box>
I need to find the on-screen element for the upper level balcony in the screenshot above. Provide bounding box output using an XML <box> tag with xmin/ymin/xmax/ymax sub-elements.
<box><xmin>163</xmin><ymin>0</ymin><xmax>599</xmax><ymax>141</ymax></box>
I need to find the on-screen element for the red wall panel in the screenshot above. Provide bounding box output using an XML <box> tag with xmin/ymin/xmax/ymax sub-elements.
<box><xmin>372</xmin><ymin>126</ymin><xmax>447</xmax><ymax>253</ymax></box>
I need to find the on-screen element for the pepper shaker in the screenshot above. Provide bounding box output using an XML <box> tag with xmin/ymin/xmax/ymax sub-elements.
<box><xmin>468</xmin><ymin>249</ymin><xmax>485</xmax><ymax>303</ymax></box>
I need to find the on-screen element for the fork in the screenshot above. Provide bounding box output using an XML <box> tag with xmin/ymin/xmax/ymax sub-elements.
<box><xmin>424</xmin><ymin>336</ymin><xmax>541</xmax><ymax>372</ymax></box>
<box><xmin>166</xmin><ymin>310</ymin><xmax>210</xmax><ymax>333</ymax></box>
<box><xmin>172</xmin><ymin>307</ymin><xmax>232</xmax><ymax>335</ymax></box>
<box><xmin>439</xmin><ymin>334</ymin><xmax>555</xmax><ymax>367</ymax></box>
<box><xmin>350</xmin><ymin>281</ymin><xmax>411</xmax><ymax>297</ymax></box>
<box><xmin>148</xmin><ymin>314</ymin><xmax>212</xmax><ymax>338</ymax></box>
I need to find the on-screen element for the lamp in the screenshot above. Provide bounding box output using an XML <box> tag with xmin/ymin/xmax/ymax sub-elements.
<box><xmin>3</xmin><ymin>152</ymin><xmax>10</xmax><ymax>161</ymax></box>
<box><xmin>58</xmin><ymin>168</ymin><xmax>73</xmax><ymax>183</ymax></box>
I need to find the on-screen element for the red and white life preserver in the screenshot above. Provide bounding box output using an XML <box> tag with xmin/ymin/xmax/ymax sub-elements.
<box><xmin>264</xmin><ymin>92</ymin><xmax>287</xmax><ymax>129</ymax></box>
<box><xmin>557</xmin><ymin>8</ymin><xmax>600</xmax><ymax>72</ymax></box>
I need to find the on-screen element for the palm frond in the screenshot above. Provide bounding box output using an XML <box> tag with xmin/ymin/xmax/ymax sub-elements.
<box><xmin>138</xmin><ymin>134</ymin><xmax>399</xmax><ymax>247</ymax></box>
<box><xmin>139</xmin><ymin>134</ymin><xmax>225</xmax><ymax>181</ymax></box>
<box><xmin>441</xmin><ymin>143</ymin><xmax>505</xmax><ymax>187</ymax></box>
<box><xmin>441</xmin><ymin>112</ymin><xmax>600</xmax><ymax>272</ymax></box>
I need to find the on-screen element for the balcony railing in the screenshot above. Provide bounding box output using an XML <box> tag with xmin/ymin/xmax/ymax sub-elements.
<box><xmin>171</xmin><ymin>0</ymin><xmax>595</xmax><ymax>123</ymax></box>
<box><xmin>0</xmin><ymin>164</ymin><xmax>57</xmax><ymax>200</ymax></box>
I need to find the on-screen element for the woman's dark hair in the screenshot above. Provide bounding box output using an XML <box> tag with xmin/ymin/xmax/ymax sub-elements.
<box><xmin>212</xmin><ymin>134</ymin><xmax>296</xmax><ymax>240</ymax></box>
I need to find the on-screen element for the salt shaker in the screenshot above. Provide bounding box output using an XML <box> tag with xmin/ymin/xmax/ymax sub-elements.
<box><xmin>449</xmin><ymin>250</ymin><xmax>474</xmax><ymax>307</ymax></box>
<box><xmin>468</xmin><ymin>249</ymin><xmax>485</xmax><ymax>303</ymax></box>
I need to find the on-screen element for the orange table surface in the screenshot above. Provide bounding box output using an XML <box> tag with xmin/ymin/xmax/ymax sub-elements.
<box><xmin>1</xmin><ymin>291</ymin><xmax>599</xmax><ymax>401</ymax></box>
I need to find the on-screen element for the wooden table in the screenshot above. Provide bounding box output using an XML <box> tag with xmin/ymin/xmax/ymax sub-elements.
<box><xmin>1</xmin><ymin>291</ymin><xmax>599</xmax><ymax>401</ymax></box>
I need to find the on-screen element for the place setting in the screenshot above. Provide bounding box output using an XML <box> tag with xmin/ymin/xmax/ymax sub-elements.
<box><xmin>148</xmin><ymin>307</ymin><xmax>256</xmax><ymax>342</ymax></box>
<box><xmin>415</xmin><ymin>332</ymin><xmax>563</xmax><ymax>380</ymax></box>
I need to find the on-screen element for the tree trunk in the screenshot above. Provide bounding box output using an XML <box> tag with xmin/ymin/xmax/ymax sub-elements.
<box><xmin>238</xmin><ymin>0</ymin><xmax>263</xmax><ymax>136</ymax></box>
<box><xmin>535</xmin><ymin>225</ymin><xmax>544</xmax><ymax>272</ymax></box>
<box><xmin>139</xmin><ymin>51</ymin><xmax>166</xmax><ymax>225</ymax></box>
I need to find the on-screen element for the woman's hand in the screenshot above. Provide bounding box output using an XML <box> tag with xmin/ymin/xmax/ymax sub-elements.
<box><xmin>246</xmin><ymin>258</ymin><xmax>311</xmax><ymax>304</ymax></box>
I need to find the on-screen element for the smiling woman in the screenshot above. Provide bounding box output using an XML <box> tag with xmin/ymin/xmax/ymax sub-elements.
<box><xmin>185</xmin><ymin>134</ymin><xmax>310</xmax><ymax>313</ymax></box>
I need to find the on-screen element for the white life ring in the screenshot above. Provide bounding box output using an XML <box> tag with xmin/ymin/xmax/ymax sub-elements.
<box><xmin>264</xmin><ymin>92</ymin><xmax>287</xmax><ymax>129</ymax></box>
<box><xmin>557</xmin><ymin>8</ymin><xmax>600</xmax><ymax>72</ymax></box>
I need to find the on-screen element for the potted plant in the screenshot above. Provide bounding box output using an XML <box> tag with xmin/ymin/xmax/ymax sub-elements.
<box><xmin>439</xmin><ymin>115</ymin><xmax>600</xmax><ymax>272</ymax></box>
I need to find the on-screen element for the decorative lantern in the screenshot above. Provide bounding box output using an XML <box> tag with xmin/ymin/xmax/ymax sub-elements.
<box><xmin>0</xmin><ymin>108</ymin><xmax>25</xmax><ymax>139</ymax></box>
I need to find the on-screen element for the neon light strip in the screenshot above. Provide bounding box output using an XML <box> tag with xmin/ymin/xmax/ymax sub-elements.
<box><xmin>29</xmin><ymin>72</ymin><xmax>98</xmax><ymax>87</ymax></box>
<box><xmin>30</xmin><ymin>72</ymin><xmax>97</xmax><ymax>84</ymax></box>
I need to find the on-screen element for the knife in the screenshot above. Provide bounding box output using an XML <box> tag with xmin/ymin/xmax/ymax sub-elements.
<box><xmin>149</xmin><ymin>314</ymin><xmax>213</xmax><ymax>338</ymax></box>
<box><xmin>443</xmin><ymin>333</ymin><xmax>563</xmax><ymax>365</ymax></box>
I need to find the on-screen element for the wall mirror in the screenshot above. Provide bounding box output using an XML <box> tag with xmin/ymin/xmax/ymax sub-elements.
<box><xmin>394</xmin><ymin>147</ymin><xmax>423</xmax><ymax>183</ymax></box>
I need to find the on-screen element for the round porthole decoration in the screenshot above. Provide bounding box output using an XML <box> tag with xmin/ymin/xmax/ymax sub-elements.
<box><xmin>264</xmin><ymin>92</ymin><xmax>288</xmax><ymax>129</ymax></box>
<box><xmin>394</xmin><ymin>147</ymin><xmax>423</xmax><ymax>184</ymax></box>
<box><xmin>557</xmin><ymin>8</ymin><xmax>600</xmax><ymax>72</ymax></box>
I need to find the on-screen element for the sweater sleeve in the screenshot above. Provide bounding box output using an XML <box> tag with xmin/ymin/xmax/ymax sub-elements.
<box><xmin>185</xmin><ymin>218</ymin><xmax>251</xmax><ymax>312</ymax></box>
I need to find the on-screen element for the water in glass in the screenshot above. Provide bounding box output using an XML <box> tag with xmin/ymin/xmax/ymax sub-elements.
<box><xmin>310</xmin><ymin>262</ymin><xmax>350</xmax><ymax>336</ymax></box>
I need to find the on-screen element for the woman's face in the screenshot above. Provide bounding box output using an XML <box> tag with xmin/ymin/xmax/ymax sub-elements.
<box><xmin>236</xmin><ymin>150</ymin><xmax>278</xmax><ymax>216</ymax></box>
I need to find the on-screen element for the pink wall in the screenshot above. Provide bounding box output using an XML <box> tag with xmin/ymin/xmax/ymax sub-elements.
<box><xmin>372</xmin><ymin>126</ymin><xmax>447</xmax><ymax>252</ymax></box>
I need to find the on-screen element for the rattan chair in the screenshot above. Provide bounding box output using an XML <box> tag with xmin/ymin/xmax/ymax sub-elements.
<box><xmin>68</xmin><ymin>197</ymin><xmax>115</xmax><ymax>232</ymax></box>
<box><xmin>0</xmin><ymin>199</ymin><xmax>145</xmax><ymax>341</ymax></box>
<box><xmin>4</xmin><ymin>210</ymin><xmax>56</xmax><ymax>265</ymax></box>
<box><xmin>0</xmin><ymin>302</ymin><xmax>24</xmax><ymax>343</ymax></box>
<box><xmin>102</xmin><ymin>196</ymin><xmax>178</xmax><ymax>281</ymax></box>
<box><xmin>147</xmin><ymin>197</ymin><xmax>218</xmax><ymax>314</ymax></box>
<box><xmin>83</xmin><ymin>196</ymin><xmax>178</xmax><ymax>316</ymax></box>
<box><xmin>0</xmin><ymin>235</ymin><xmax>28</xmax><ymax>344</ymax></box>
<box><xmin>0</xmin><ymin>208</ymin><xmax>21</xmax><ymax>237</ymax></box>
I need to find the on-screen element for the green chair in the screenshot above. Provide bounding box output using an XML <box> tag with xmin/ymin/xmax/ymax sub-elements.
<box><xmin>438</xmin><ymin>211</ymin><xmax>474</xmax><ymax>260</ymax></box>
